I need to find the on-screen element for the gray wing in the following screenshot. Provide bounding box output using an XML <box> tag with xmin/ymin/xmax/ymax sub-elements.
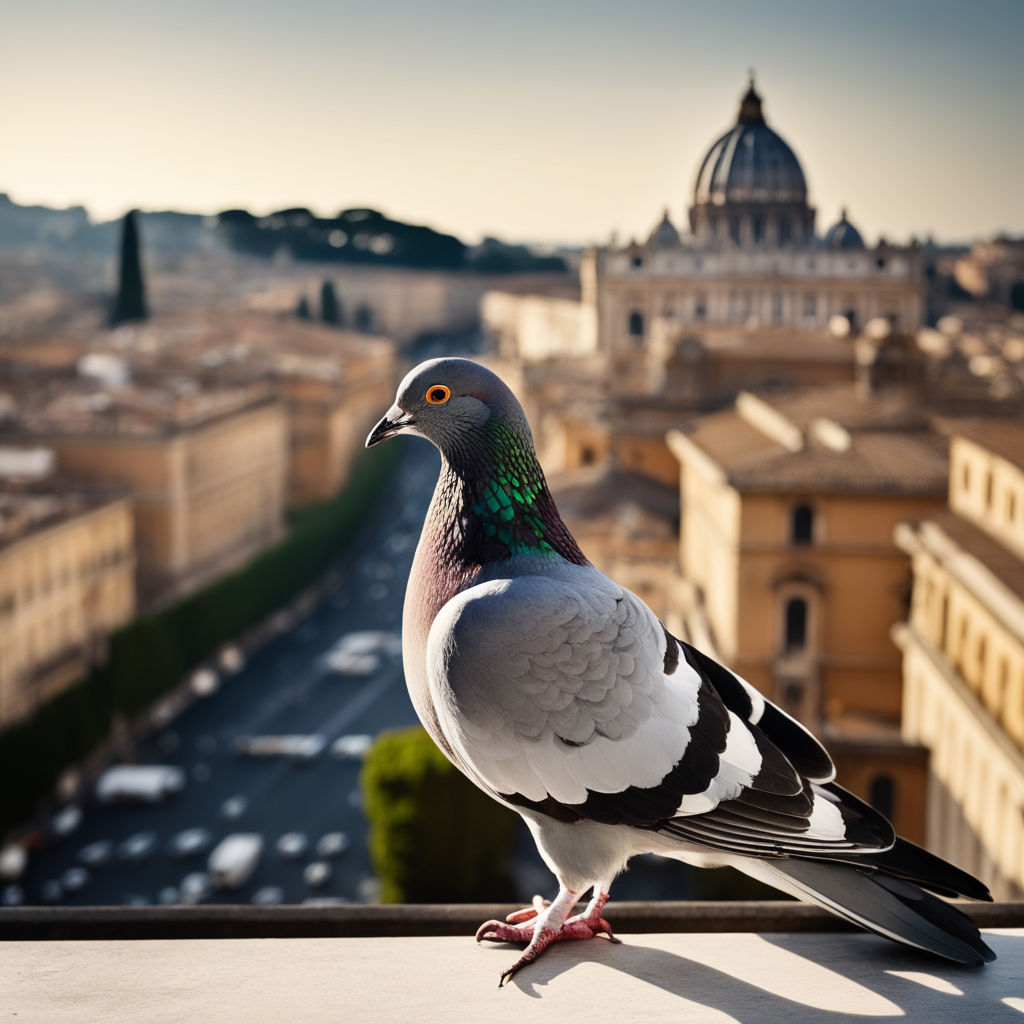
<box><xmin>427</xmin><ymin>564</ymin><xmax>789</xmax><ymax>825</ymax></box>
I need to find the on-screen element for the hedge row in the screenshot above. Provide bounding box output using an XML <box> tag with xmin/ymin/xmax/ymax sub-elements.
<box><xmin>0</xmin><ymin>443</ymin><xmax>400</xmax><ymax>837</ymax></box>
<box><xmin>361</xmin><ymin>725</ymin><xmax>519</xmax><ymax>902</ymax></box>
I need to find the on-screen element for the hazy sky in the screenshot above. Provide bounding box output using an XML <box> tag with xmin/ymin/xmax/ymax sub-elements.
<box><xmin>3</xmin><ymin>0</ymin><xmax>1022</xmax><ymax>245</ymax></box>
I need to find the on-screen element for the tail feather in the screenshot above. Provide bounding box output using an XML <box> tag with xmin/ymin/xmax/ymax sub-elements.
<box><xmin>855</xmin><ymin>837</ymin><xmax>993</xmax><ymax>902</ymax></box>
<box><xmin>740</xmin><ymin>857</ymin><xmax>996</xmax><ymax>966</ymax></box>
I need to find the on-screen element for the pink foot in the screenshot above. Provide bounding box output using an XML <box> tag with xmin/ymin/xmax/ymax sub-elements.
<box><xmin>476</xmin><ymin>891</ymin><xmax>618</xmax><ymax>986</ymax></box>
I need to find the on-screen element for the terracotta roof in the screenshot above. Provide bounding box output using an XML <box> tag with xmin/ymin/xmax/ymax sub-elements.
<box><xmin>759</xmin><ymin>383</ymin><xmax>929</xmax><ymax>431</ymax></box>
<box><xmin>679</xmin><ymin>385</ymin><xmax>949</xmax><ymax>494</ymax></box>
<box><xmin>727</xmin><ymin>432</ymin><xmax>948</xmax><ymax>493</ymax></box>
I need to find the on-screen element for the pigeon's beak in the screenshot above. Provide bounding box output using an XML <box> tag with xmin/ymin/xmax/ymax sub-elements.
<box><xmin>365</xmin><ymin>404</ymin><xmax>414</xmax><ymax>448</ymax></box>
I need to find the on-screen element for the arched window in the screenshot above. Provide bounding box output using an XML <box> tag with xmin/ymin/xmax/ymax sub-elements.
<box><xmin>628</xmin><ymin>311</ymin><xmax>644</xmax><ymax>338</ymax></box>
<box><xmin>784</xmin><ymin>597</ymin><xmax>808</xmax><ymax>651</ymax></box>
<box><xmin>869</xmin><ymin>774</ymin><xmax>895</xmax><ymax>821</ymax></box>
<box><xmin>791</xmin><ymin>504</ymin><xmax>814</xmax><ymax>545</ymax></box>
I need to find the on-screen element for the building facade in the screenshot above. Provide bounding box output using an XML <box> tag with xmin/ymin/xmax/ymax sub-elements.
<box><xmin>666</xmin><ymin>383</ymin><xmax>953</xmax><ymax>841</ymax></box>
<box><xmin>9</xmin><ymin>387</ymin><xmax>288</xmax><ymax>607</ymax></box>
<box><xmin>895</xmin><ymin>422</ymin><xmax>1024</xmax><ymax>899</ymax></box>
<box><xmin>0</xmin><ymin>479</ymin><xmax>135</xmax><ymax>727</ymax></box>
<box><xmin>485</xmin><ymin>77</ymin><xmax>924</xmax><ymax>371</ymax></box>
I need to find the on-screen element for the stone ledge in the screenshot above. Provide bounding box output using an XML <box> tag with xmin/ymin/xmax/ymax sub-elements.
<box><xmin>2</xmin><ymin>900</ymin><xmax>1021</xmax><ymax>940</ymax></box>
<box><xmin>3</xmin><ymin>929</ymin><xmax>1022</xmax><ymax>1024</ymax></box>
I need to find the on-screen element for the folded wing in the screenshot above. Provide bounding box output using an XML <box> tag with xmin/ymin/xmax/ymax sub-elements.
<box><xmin>429</xmin><ymin>563</ymin><xmax>889</xmax><ymax>857</ymax></box>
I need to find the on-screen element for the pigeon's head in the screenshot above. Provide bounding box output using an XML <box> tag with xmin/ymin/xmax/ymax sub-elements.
<box><xmin>365</xmin><ymin>357</ymin><xmax>532</xmax><ymax>456</ymax></box>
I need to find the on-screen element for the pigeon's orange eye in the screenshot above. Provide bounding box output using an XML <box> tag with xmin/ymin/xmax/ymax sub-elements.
<box><xmin>425</xmin><ymin>385</ymin><xmax>451</xmax><ymax>405</ymax></box>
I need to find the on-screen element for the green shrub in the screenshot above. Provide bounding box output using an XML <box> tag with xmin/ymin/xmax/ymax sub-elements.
<box><xmin>362</xmin><ymin>726</ymin><xmax>520</xmax><ymax>903</ymax></box>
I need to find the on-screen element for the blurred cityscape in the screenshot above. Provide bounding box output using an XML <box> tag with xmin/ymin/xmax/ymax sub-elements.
<box><xmin>1</xmin><ymin>74</ymin><xmax>1023</xmax><ymax>912</ymax></box>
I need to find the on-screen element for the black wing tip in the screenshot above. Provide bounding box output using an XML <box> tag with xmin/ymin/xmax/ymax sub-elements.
<box><xmin>866</xmin><ymin>836</ymin><xmax>994</xmax><ymax>903</ymax></box>
<box><xmin>757</xmin><ymin>702</ymin><xmax>835</xmax><ymax>783</ymax></box>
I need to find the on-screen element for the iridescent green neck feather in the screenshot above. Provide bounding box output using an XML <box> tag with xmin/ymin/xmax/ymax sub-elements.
<box><xmin>431</xmin><ymin>419</ymin><xmax>587</xmax><ymax>571</ymax></box>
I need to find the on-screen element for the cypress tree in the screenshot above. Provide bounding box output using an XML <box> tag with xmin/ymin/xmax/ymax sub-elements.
<box><xmin>295</xmin><ymin>295</ymin><xmax>311</xmax><ymax>320</ymax></box>
<box><xmin>109</xmin><ymin>209</ymin><xmax>148</xmax><ymax>326</ymax></box>
<box><xmin>320</xmin><ymin>280</ymin><xmax>340</xmax><ymax>325</ymax></box>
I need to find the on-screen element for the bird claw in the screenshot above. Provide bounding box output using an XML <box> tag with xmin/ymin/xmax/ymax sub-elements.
<box><xmin>478</xmin><ymin>897</ymin><xmax>619</xmax><ymax>986</ymax></box>
<box><xmin>493</xmin><ymin>917</ymin><xmax>618</xmax><ymax>987</ymax></box>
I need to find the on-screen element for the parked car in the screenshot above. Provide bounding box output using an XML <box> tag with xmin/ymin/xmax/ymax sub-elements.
<box><xmin>78</xmin><ymin>840</ymin><xmax>114</xmax><ymax>867</ymax></box>
<box><xmin>168</xmin><ymin>828</ymin><xmax>213</xmax><ymax>859</ymax></box>
<box><xmin>118</xmin><ymin>832</ymin><xmax>158</xmax><ymax>862</ymax></box>
<box><xmin>303</xmin><ymin>861</ymin><xmax>331</xmax><ymax>888</ymax></box>
<box><xmin>251</xmin><ymin>886</ymin><xmax>284</xmax><ymax>906</ymax></box>
<box><xmin>315</xmin><ymin>832</ymin><xmax>349</xmax><ymax>858</ymax></box>
<box><xmin>179</xmin><ymin>872</ymin><xmax>211</xmax><ymax>905</ymax></box>
<box><xmin>321</xmin><ymin>632</ymin><xmax>401</xmax><ymax>676</ymax></box>
<box><xmin>95</xmin><ymin>765</ymin><xmax>185</xmax><ymax>804</ymax></box>
<box><xmin>220</xmin><ymin>795</ymin><xmax>248</xmax><ymax>821</ymax></box>
<box><xmin>50</xmin><ymin>805</ymin><xmax>82</xmax><ymax>837</ymax></box>
<box><xmin>330</xmin><ymin>734</ymin><xmax>373</xmax><ymax>761</ymax></box>
<box><xmin>276</xmin><ymin>832</ymin><xmax>308</xmax><ymax>859</ymax></box>
<box><xmin>208</xmin><ymin>834</ymin><xmax>263</xmax><ymax>890</ymax></box>
<box><xmin>61</xmin><ymin>866</ymin><xmax>90</xmax><ymax>893</ymax></box>
<box><xmin>234</xmin><ymin>735</ymin><xmax>326</xmax><ymax>761</ymax></box>
<box><xmin>0</xmin><ymin>844</ymin><xmax>27</xmax><ymax>880</ymax></box>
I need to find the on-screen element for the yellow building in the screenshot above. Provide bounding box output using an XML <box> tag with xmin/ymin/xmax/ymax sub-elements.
<box><xmin>0</xmin><ymin>475</ymin><xmax>135</xmax><ymax>727</ymax></box>
<box><xmin>667</xmin><ymin>383</ymin><xmax>952</xmax><ymax>841</ymax></box>
<box><xmin>10</xmin><ymin>383</ymin><xmax>288</xmax><ymax>607</ymax></box>
<box><xmin>895</xmin><ymin>421</ymin><xmax>1024</xmax><ymax>899</ymax></box>
<box><xmin>82</xmin><ymin>310</ymin><xmax>397</xmax><ymax>507</ymax></box>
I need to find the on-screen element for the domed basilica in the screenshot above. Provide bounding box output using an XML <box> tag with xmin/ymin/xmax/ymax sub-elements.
<box><xmin>582</xmin><ymin>77</ymin><xmax>924</xmax><ymax>353</ymax></box>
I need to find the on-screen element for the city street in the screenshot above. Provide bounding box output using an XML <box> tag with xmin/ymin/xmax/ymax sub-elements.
<box><xmin>15</xmin><ymin>444</ymin><xmax>441</xmax><ymax>908</ymax></box>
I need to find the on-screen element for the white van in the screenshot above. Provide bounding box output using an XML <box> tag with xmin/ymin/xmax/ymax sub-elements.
<box><xmin>95</xmin><ymin>765</ymin><xmax>185</xmax><ymax>804</ymax></box>
<box><xmin>208</xmin><ymin>834</ymin><xmax>263</xmax><ymax>889</ymax></box>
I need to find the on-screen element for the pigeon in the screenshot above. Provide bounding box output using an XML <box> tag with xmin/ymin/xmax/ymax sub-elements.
<box><xmin>365</xmin><ymin>356</ymin><xmax>995</xmax><ymax>985</ymax></box>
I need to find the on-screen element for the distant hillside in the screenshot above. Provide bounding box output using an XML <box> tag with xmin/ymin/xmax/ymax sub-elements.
<box><xmin>0</xmin><ymin>194</ymin><xmax>567</xmax><ymax>274</ymax></box>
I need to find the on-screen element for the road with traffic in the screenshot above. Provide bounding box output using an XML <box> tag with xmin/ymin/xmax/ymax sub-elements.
<box><xmin>13</xmin><ymin>444</ymin><xmax>441</xmax><ymax>908</ymax></box>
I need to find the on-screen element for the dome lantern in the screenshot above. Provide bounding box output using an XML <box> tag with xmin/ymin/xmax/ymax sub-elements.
<box><xmin>737</xmin><ymin>75</ymin><xmax>765</xmax><ymax>125</ymax></box>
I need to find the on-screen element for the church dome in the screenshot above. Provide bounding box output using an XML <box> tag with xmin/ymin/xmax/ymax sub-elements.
<box><xmin>823</xmin><ymin>208</ymin><xmax>865</xmax><ymax>249</ymax></box>
<box><xmin>693</xmin><ymin>80</ymin><xmax>807</xmax><ymax>206</ymax></box>
<box><xmin>647</xmin><ymin>208</ymin><xmax>681</xmax><ymax>249</ymax></box>
<box><xmin>688</xmin><ymin>78</ymin><xmax>815</xmax><ymax>247</ymax></box>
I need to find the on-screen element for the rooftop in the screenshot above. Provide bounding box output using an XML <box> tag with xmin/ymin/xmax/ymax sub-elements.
<box><xmin>672</xmin><ymin>385</ymin><xmax>949</xmax><ymax>495</ymax></box>
<box><xmin>925</xmin><ymin>511</ymin><xmax>1024</xmax><ymax>619</ymax></box>
<box><xmin>948</xmin><ymin>418</ymin><xmax>1024</xmax><ymax>468</ymax></box>
<box><xmin>0</xmin><ymin>477</ymin><xmax>127</xmax><ymax>551</ymax></box>
<box><xmin>1</xmin><ymin>378</ymin><xmax>275</xmax><ymax>439</ymax></box>
<box><xmin>3</xmin><ymin>903</ymin><xmax>1022</xmax><ymax>1023</ymax></box>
